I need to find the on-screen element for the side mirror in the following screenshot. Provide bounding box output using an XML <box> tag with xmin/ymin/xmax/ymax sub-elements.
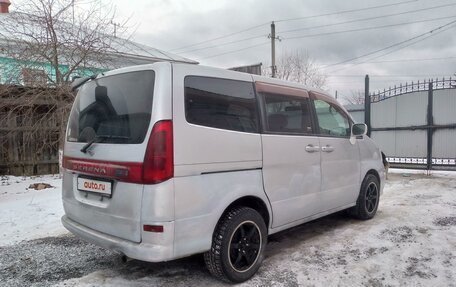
<box><xmin>350</xmin><ymin>123</ymin><xmax>367</xmax><ymax>144</ymax></box>
<box><xmin>352</xmin><ymin>123</ymin><xmax>368</xmax><ymax>136</ymax></box>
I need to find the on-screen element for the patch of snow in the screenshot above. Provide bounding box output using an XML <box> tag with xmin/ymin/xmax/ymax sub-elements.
<box><xmin>56</xmin><ymin>171</ymin><xmax>456</xmax><ymax>286</ymax></box>
<box><xmin>0</xmin><ymin>174</ymin><xmax>67</xmax><ymax>247</ymax></box>
<box><xmin>1</xmin><ymin>171</ymin><xmax>455</xmax><ymax>286</ymax></box>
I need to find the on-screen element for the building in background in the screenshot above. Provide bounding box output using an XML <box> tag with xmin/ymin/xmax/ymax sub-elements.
<box><xmin>0</xmin><ymin>0</ymin><xmax>197</xmax><ymax>86</ymax></box>
<box><xmin>0</xmin><ymin>0</ymin><xmax>198</xmax><ymax>175</ymax></box>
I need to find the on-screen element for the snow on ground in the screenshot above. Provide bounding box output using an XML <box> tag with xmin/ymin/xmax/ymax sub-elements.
<box><xmin>0</xmin><ymin>174</ymin><xmax>66</xmax><ymax>247</ymax></box>
<box><xmin>0</xmin><ymin>170</ymin><xmax>455</xmax><ymax>286</ymax></box>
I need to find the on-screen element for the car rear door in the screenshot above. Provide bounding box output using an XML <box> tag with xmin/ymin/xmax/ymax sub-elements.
<box><xmin>257</xmin><ymin>82</ymin><xmax>322</xmax><ymax>228</ymax></box>
<box><xmin>62</xmin><ymin>63</ymin><xmax>172</xmax><ymax>243</ymax></box>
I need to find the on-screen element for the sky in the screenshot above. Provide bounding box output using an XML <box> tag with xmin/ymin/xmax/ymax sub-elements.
<box><xmin>11</xmin><ymin>0</ymin><xmax>456</xmax><ymax>101</ymax></box>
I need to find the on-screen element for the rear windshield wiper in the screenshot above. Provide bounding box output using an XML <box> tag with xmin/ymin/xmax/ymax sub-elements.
<box><xmin>80</xmin><ymin>135</ymin><xmax>130</xmax><ymax>153</ymax></box>
<box><xmin>71</xmin><ymin>74</ymin><xmax>98</xmax><ymax>91</ymax></box>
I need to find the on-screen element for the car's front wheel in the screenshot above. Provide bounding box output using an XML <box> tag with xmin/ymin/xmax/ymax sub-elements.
<box><xmin>350</xmin><ymin>174</ymin><xmax>380</xmax><ymax>220</ymax></box>
<box><xmin>204</xmin><ymin>207</ymin><xmax>267</xmax><ymax>283</ymax></box>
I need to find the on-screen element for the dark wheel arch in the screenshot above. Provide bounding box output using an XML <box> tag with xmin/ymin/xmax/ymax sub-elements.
<box><xmin>218</xmin><ymin>196</ymin><xmax>271</xmax><ymax>231</ymax></box>
<box><xmin>366</xmin><ymin>169</ymin><xmax>381</xmax><ymax>186</ymax></box>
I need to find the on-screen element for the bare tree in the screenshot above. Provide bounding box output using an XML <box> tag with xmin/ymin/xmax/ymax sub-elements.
<box><xmin>0</xmin><ymin>0</ymin><xmax>129</xmax><ymax>175</ymax></box>
<box><xmin>0</xmin><ymin>0</ymin><xmax>128</xmax><ymax>85</ymax></box>
<box><xmin>262</xmin><ymin>50</ymin><xmax>326</xmax><ymax>89</ymax></box>
<box><xmin>343</xmin><ymin>90</ymin><xmax>365</xmax><ymax>105</ymax></box>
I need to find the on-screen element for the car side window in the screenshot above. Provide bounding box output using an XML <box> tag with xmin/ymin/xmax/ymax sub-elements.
<box><xmin>184</xmin><ymin>76</ymin><xmax>259</xmax><ymax>133</ymax></box>
<box><xmin>263</xmin><ymin>93</ymin><xmax>313</xmax><ymax>134</ymax></box>
<box><xmin>313</xmin><ymin>99</ymin><xmax>350</xmax><ymax>137</ymax></box>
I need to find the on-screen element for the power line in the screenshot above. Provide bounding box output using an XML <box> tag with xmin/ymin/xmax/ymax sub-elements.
<box><xmin>328</xmin><ymin>23</ymin><xmax>456</xmax><ymax>73</ymax></box>
<box><xmin>284</xmin><ymin>15</ymin><xmax>456</xmax><ymax>40</ymax></box>
<box><xmin>321</xmin><ymin>19</ymin><xmax>456</xmax><ymax>70</ymax></box>
<box><xmin>169</xmin><ymin>22</ymin><xmax>269</xmax><ymax>52</ymax></box>
<box><xmin>352</xmin><ymin>25</ymin><xmax>455</xmax><ymax>65</ymax></box>
<box><xmin>169</xmin><ymin>0</ymin><xmax>417</xmax><ymax>52</ymax></box>
<box><xmin>177</xmin><ymin>12</ymin><xmax>456</xmax><ymax>56</ymax></box>
<box><xmin>176</xmin><ymin>34</ymin><xmax>266</xmax><ymax>54</ymax></box>
<box><xmin>195</xmin><ymin>21</ymin><xmax>456</xmax><ymax>65</ymax></box>
<box><xmin>275</xmin><ymin>0</ymin><xmax>418</xmax><ymax>23</ymax></box>
<box><xmin>196</xmin><ymin>41</ymin><xmax>270</xmax><ymax>60</ymax></box>
<box><xmin>278</xmin><ymin>3</ymin><xmax>456</xmax><ymax>34</ymax></box>
<box><xmin>170</xmin><ymin>1</ymin><xmax>456</xmax><ymax>64</ymax></box>
<box><xmin>321</xmin><ymin>56</ymin><xmax>456</xmax><ymax>67</ymax></box>
<box><xmin>354</xmin><ymin>56</ymin><xmax>456</xmax><ymax>64</ymax></box>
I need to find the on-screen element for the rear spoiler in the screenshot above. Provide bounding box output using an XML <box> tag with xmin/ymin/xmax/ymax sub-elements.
<box><xmin>71</xmin><ymin>74</ymin><xmax>98</xmax><ymax>91</ymax></box>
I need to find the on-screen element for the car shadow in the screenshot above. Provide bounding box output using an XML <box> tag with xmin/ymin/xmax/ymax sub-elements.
<box><xmin>1</xmin><ymin>211</ymin><xmax>361</xmax><ymax>286</ymax></box>
<box><xmin>265</xmin><ymin>211</ymin><xmax>357</xmax><ymax>258</ymax></box>
<box><xmin>115</xmin><ymin>211</ymin><xmax>358</xmax><ymax>280</ymax></box>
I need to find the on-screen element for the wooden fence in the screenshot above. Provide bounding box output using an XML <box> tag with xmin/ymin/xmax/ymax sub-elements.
<box><xmin>0</xmin><ymin>85</ymin><xmax>74</xmax><ymax>175</ymax></box>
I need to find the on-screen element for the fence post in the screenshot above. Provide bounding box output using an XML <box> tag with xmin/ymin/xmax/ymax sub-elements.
<box><xmin>427</xmin><ymin>81</ymin><xmax>434</xmax><ymax>171</ymax></box>
<box><xmin>364</xmin><ymin>75</ymin><xmax>371</xmax><ymax>136</ymax></box>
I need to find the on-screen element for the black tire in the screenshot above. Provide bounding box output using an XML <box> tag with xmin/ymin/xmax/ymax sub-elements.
<box><xmin>350</xmin><ymin>174</ymin><xmax>380</xmax><ymax>220</ymax></box>
<box><xmin>204</xmin><ymin>207</ymin><xmax>267</xmax><ymax>283</ymax></box>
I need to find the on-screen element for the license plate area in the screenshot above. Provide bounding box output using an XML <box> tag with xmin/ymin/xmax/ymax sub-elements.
<box><xmin>77</xmin><ymin>176</ymin><xmax>113</xmax><ymax>198</ymax></box>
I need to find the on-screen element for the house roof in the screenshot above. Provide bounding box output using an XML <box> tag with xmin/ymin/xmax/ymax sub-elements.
<box><xmin>0</xmin><ymin>12</ymin><xmax>198</xmax><ymax>65</ymax></box>
<box><xmin>109</xmin><ymin>36</ymin><xmax>198</xmax><ymax>65</ymax></box>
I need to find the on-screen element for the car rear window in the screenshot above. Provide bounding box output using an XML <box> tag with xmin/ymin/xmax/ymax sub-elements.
<box><xmin>67</xmin><ymin>71</ymin><xmax>155</xmax><ymax>144</ymax></box>
<box><xmin>184</xmin><ymin>76</ymin><xmax>259</xmax><ymax>133</ymax></box>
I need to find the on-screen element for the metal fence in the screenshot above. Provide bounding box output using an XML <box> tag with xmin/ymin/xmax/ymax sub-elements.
<box><xmin>364</xmin><ymin>76</ymin><xmax>456</xmax><ymax>170</ymax></box>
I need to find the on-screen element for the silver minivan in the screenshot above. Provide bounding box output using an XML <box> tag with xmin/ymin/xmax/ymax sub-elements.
<box><xmin>62</xmin><ymin>62</ymin><xmax>386</xmax><ymax>283</ymax></box>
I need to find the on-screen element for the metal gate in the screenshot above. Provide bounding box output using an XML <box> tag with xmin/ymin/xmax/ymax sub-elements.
<box><xmin>364</xmin><ymin>77</ymin><xmax>456</xmax><ymax>170</ymax></box>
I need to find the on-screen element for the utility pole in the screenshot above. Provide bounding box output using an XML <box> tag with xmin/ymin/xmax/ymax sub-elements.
<box><xmin>111</xmin><ymin>21</ymin><xmax>120</xmax><ymax>37</ymax></box>
<box><xmin>268</xmin><ymin>21</ymin><xmax>281</xmax><ymax>78</ymax></box>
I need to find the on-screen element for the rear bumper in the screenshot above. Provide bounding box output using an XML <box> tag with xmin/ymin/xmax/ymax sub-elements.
<box><xmin>61</xmin><ymin>215</ymin><xmax>175</xmax><ymax>262</ymax></box>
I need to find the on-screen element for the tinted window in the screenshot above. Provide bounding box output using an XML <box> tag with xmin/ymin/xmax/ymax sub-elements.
<box><xmin>67</xmin><ymin>71</ymin><xmax>154</xmax><ymax>144</ymax></box>
<box><xmin>313</xmin><ymin>99</ymin><xmax>350</xmax><ymax>137</ymax></box>
<box><xmin>263</xmin><ymin>93</ymin><xmax>313</xmax><ymax>134</ymax></box>
<box><xmin>185</xmin><ymin>76</ymin><xmax>259</xmax><ymax>133</ymax></box>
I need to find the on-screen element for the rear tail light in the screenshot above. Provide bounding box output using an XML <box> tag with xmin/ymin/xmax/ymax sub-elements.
<box><xmin>142</xmin><ymin>120</ymin><xmax>174</xmax><ymax>184</ymax></box>
<box><xmin>62</xmin><ymin>120</ymin><xmax>173</xmax><ymax>185</ymax></box>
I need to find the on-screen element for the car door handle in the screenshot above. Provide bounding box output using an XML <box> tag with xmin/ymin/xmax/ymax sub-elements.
<box><xmin>321</xmin><ymin>145</ymin><xmax>334</xmax><ymax>152</ymax></box>
<box><xmin>305</xmin><ymin>144</ymin><xmax>320</xmax><ymax>153</ymax></box>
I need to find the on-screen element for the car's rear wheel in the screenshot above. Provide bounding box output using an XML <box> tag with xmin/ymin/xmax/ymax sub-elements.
<box><xmin>350</xmin><ymin>174</ymin><xmax>380</xmax><ymax>220</ymax></box>
<box><xmin>204</xmin><ymin>207</ymin><xmax>267</xmax><ymax>283</ymax></box>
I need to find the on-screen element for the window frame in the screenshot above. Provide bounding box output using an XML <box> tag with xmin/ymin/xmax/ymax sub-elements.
<box><xmin>309</xmin><ymin>92</ymin><xmax>353</xmax><ymax>139</ymax></box>
<box><xmin>255</xmin><ymin>83</ymin><xmax>317</xmax><ymax>136</ymax></box>
<box><xmin>67</xmin><ymin>70</ymin><xmax>156</xmax><ymax>144</ymax></box>
<box><xmin>22</xmin><ymin>68</ymin><xmax>47</xmax><ymax>86</ymax></box>
<box><xmin>183</xmin><ymin>75</ymin><xmax>261</xmax><ymax>134</ymax></box>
